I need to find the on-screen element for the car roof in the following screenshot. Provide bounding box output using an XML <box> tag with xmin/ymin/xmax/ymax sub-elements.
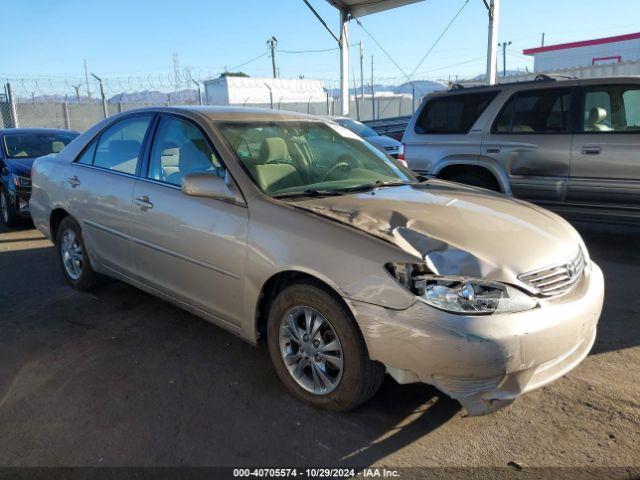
<box><xmin>430</xmin><ymin>75</ymin><xmax>640</xmax><ymax>97</ymax></box>
<box><xmin>0</xmin><ymin>127</ymin><xmax>78</xmax><ymax>135</ymax></box>
<box><xmin>116</xmin><ymin>105</ymin><xmax>331</xmax><ymax>123</ymax></box>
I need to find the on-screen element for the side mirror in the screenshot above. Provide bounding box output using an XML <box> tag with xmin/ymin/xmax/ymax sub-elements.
<box><xmin>181</xmin><ymin>171</ymin><xmax>244</xmax><ymax>204</ymax></box>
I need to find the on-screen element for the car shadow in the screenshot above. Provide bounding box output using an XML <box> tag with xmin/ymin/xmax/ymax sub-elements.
<box><xmin>0</xmin><ymin>241</ymin><xmax>460</xmax><ymax>467</ymax></box>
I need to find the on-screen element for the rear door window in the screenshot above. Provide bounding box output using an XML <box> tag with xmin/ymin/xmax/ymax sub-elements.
<box><xmin>494</xmin><ymin>88</ymin><xmax>572</xmax><ymax>134</ymax></box>
<box><xmin>581</xmin><ymin>85</ymin><xmax>640</xmax><ymax>132</ymax></box>
<box><xmin>92</xmin><ymin>115</ymin><xmax>153</xmax><ymax>174</ymax></box>
<box><xmin>415</xmin><ymin>91</ymin><xmax>498</xmax><ymax>134</ymax></box>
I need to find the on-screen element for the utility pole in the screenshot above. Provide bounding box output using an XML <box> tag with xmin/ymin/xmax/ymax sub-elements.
<box><xmin>338</xmin><ymin>10</ymin><xmax>349</xmax><ymax>116</ymax></box>
<box><xmin>84</xmin><ymin>59</ymin><xmax>92</xmax><ymax>103</ymax></box>
<box><xmin>541</xmin><ymin>32</ymin><xmax>545</xmax><ymax>47</ymax></box>
<box><xmin>267</xmin><ymin>36</ymin><xmax>278</xmax><ymax>79</ymax></box>
<box><xmin>359</xmin><ymin>42</ymin><xmax>365</xmax><ymax>106</ymax></box>
<box><xmin>484</xmin><ymin>0</ymin><xmax>501</xmax><ymax>85</ymax></box>
<box><xmin>370</xmin><ymin>55</ymin><xmax>375</xmax><ymax>120</ymax></box>
<box><xmin>498</xmin><ymin>41</ymin><xmax>512</xmax><ymax>77</ymax></box>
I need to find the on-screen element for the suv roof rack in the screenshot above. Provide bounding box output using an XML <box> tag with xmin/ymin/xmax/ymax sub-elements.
<box><xmin>535</xmin><ymin>73</ymin><xmax>577</xmax><ymax>81</ymax></box>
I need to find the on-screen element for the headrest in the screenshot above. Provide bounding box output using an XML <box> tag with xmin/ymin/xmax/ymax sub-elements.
<box><xmin>258</xmin><ymin>137</ymin><xmax>288</xmax><ymax>164</ymax></box>
<box><xmin>588</xmin><ymin>107</ymin><xmax>607</xmax><ymax>125</ymax></box>
<box><xmin>109</xmin><ymin>140</ymin><xmax>140</xmax><ymax>157</ymax></box>
<box><xmin>51</xmin><ymin>141</ymin><xmax>65</xmax><ymax>153</ymax></box>
<box><xmin>178</xmin><ymin>141</ymin><xmax>212</xmax><ymax>171</ymax></box>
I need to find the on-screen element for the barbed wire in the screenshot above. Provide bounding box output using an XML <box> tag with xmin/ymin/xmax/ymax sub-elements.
<box><xmin>1</xmin><ymin>71</ymin><xmax>464</xmax><ymax>103</ymax></box>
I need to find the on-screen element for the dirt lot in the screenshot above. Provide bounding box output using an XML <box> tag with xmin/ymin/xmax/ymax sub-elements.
<box><xmin>0</xmin><ymin>219</ymin><xmax>639</xmax><ymax>475</ymax></box>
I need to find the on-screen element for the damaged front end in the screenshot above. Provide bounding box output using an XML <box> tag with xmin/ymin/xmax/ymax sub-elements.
<box><xmin>287</xmin><ymin>183</ymin><xmax>603</xmax><ymax>415</ymax></box>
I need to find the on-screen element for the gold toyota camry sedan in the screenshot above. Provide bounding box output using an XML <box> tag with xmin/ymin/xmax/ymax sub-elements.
<box><xmin>29</xmin><ymin>107</ymin><xmax>604</xmax><ymax>415</ymax></box>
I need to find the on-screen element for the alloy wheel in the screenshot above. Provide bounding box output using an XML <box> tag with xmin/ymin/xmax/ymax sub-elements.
<box><xmin>60</xmin><ymin>229</ymin><xmax>83</xmax><ymax>280</ymax></box>
<box><xmin>278</xmin><ymin>306</ymin><xmax>344</xmax><ymax>394</ymax></box>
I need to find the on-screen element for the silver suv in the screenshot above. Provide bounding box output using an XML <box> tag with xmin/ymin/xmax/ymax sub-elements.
<box><xmin>403</xmin><ymin>76</ymin><xmax>640</xmax><ymax>220</ymax></box>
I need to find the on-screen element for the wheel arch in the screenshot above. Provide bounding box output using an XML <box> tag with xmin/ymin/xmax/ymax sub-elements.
<box><xmin>433</xmin><ymin>156</ymin><xmax>512</xmax><ymax>195</ymax></box>
<box><xmin>49</xmin><ymin>207</ymin><xmax>71</xmax><ymax>244</ymax></box>
<box><xmin>253</xmin><ymin>270</ymin><xmax>359</xmax><ymax>344</ymax></box>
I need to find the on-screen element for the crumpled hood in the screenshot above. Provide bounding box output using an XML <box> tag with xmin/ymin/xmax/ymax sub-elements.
<box><xmin>4</xmin><ymin>158</ymin><xmax>36</xmax><ymax>176</ymax></box>
<box><xmin>292</xmin><ymin>180</ymin><xmax>584</xmax><ymax>283</ymax></box>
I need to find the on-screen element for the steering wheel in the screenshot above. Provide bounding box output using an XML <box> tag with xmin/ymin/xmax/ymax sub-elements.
<box><xmin>320</xmin><ymin>161</ymin><xmax>351</xmax><ymax>182</ymax></box>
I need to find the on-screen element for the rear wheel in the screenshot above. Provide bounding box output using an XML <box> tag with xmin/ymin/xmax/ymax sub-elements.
<box><xmin>0</xmin><ymin>188</ymin><xmax>18</xmax><ymax>228</ymax></box>
<box><xmin>447</xmin><ymin>170</ymin><xmax>500</xmax><ymax>192</ymax></box>
<box><xmin>267</xmin><ymin>281</ymin><xmax>385</xmax><ymax>411</ymax></box>
<box><xmin>56</xmin><ymin>216</ymin><xmax>104</xmax><ymax>290</ymax></box>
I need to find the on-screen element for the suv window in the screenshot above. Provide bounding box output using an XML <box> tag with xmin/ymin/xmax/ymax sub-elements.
<box><xmin>494</xmin><ymin>88</ymin><xmax>571</xmax><ymax>134</ymax></box>
<box><xmin>92</xmin><ymin>115</ymin><xmax>153</xmax><ymax>174</ymax></box>
<box><xmin>147</xmin><ymin>116</ymin><xmax>224</xmax><ymax>186</ymax></box>
<box><xmin>415</xmin><ymin>91</ymin><xmax>498</xmax><ymax>134</ymax></box>
<box><xmin>582</xmin><ymin>85</ymin><xmax>640</xmax><ymax>133</ymax></box>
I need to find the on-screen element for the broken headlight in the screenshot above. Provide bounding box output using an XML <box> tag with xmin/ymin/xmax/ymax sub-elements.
<box><xmin>386</xmin><ymin>263</ymin><xmax>537</xmax><ymax>315</ymax></box>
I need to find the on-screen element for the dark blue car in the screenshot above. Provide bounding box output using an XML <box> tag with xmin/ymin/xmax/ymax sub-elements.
<box><xmin>1</xmin><ymin>128</ymin><xmax>79</xmax><ymax>227</ymax></box>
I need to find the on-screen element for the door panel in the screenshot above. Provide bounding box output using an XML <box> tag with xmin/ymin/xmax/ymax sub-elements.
<box><xmin>568</xmin><ymin>84</ymin><xmax>640</xmax><ymax>207</ymax></box>
<box><xmin>66</xmin><ymin>164</ymin><xmax>137</xmax><ymax>276</ymax></box>
<box><xmin>131</xmin><ymin>181</ymin><xmax>248</xmax><ymax>325</ymax></box>
<box><xmin>65</xmin><ymin>114</ymin><xmax>154</xmax><ymax>276</ymax></box>
<box><xmin>482</xmin><ymin>87</ymin><xmax>574</xmax><ymax>203</ymax></box>
<box><xmin>131</xmin><ymin>115</ymin><xmax>248</xmax><ymax>325</ymax></box>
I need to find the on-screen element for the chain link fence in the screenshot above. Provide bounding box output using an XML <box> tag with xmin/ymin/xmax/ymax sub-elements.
<box><xmin>1</xmin><ymin>73</ymin><xmax>442</xmax><ymax>132</ymax></box>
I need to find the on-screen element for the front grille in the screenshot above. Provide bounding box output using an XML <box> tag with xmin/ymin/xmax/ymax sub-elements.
<box><xmin>518</xmin><ymin>250</ymin><xmax>586</xmax><ymax>297</ymax></box>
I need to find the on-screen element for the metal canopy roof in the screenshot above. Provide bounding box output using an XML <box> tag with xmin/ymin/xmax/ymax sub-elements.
<box><xmin>324</xmin><ymin>0</ymin><xmax>423</xmax><ymax>18</ymax></box>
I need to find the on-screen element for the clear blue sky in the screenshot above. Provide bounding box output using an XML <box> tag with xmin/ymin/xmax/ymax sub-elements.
<box><xmin>3</xmin><ymin>0</ymin><xmax>640</xmax><ymax>84</ymax></box>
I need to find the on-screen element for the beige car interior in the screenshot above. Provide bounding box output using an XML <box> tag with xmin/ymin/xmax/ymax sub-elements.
<box><xmin>245</xmin><ymin>137</ymin><xmax>304</xmax><ymax>193</ymax></box>
<box><xmin>587</xmin><ymin>107</ymin><xmax>614</xmax><ymax>131</ymax></box>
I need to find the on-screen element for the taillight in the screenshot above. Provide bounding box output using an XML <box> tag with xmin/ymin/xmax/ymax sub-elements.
<box><xmin>396</xmin><ymin>143</ymin><xmax>407</xmax><ymax>168</ymax></box>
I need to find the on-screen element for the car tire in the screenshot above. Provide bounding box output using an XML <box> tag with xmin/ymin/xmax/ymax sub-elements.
<box><xmin>448</xmin><ymin>171</ymin><xmax>500</xmax><ymax>192</ymax></box>
<box><xmin>56</xmin><ymin>216</ymin><xmax>104</xmax><ymax>291</ymax></box>
<box><xmin>0</xmin><ymin>188</ymin><xmax>18</xmax><ymax>228</ymax></box>
<box><xmin>267</xmin><ymin>280</ymin><xmax>385</xmax><ymax>411</ymax></box>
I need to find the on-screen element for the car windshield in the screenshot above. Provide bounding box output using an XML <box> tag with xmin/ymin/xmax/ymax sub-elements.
<box><xmin>335</xmin><ymin>118</ymin><xmax>378</xmax><ymax>137</ymax></box>
<box><xmin>3</xmin><ymin>132</ymin><xmax>77</xmax><ymax>159</ymax></box>
<box><xmin>217</xmin><ymin>121</ymin><xmax>415</xmax><ymax>197</ymax></box>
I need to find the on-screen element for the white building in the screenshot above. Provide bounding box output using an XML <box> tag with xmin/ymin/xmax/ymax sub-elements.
<box><xmin>524</xmin><ymin>32</ymin><xmax>640</xmax><ymax>72</ymax></box>
<box><xmin>204</xmin><ymin>76</ymin><xmax>327</xmax><ymax>105</ymax></box>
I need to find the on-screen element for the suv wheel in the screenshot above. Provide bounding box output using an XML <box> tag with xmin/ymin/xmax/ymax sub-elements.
<box><xmin>448</xmin><ymin>170</ymin><xmax>500</xmax><ymax>192</ymax></box>
<box><xmin>0</xmin><ymin>188</ymin><xmax>18</xmax><ymax>228</ymax></box>
<box><xmin>267</xmin><ymin>281</ymin><xmax>385</xmax><ymax>411</ymax></box>
<box><xmin>56</xmin><ymin>216</ymin><xmax>104</xmax><ymax>290</ymax></box>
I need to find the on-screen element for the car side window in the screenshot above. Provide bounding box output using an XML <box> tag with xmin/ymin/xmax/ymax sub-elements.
<box><xmin>415</xmin><ymin>91</ymin><xmax>498</xmax><ymax>134</ymax></box>
<box><xmin>92</xmin><ymin>115</ymin><xmax>153</xmax><ymax>174</ymax></box>
<box><xmin>582</xmin><ymin>85</ymin><xmax>640</xmax><ymax>133</ymax></box>
<box><xmin>76</xmin><ymin>141</ymin><xmax>97</xmax><ymax>165</ymax></box>
<box><xmin>494</xmin><ymin>88</ymin><xmax>571</xmax><ymax>134</ymax></box>
<box><xmin>147</xmin><ymin>116</ymin><xmax>224</xmax><ymax>186</ymax></box>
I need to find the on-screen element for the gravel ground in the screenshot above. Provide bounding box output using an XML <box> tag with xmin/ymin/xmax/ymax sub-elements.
<box><xmin>0</xmin><ymin>220</ymin><xmax>638</xmax><ymax>477</ymax></box>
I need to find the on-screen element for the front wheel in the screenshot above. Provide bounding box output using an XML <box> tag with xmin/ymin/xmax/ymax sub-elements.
<box><xmin>56</xmin><ymin>216</ymin><xmax>104</xmax><ymax>290</ymax></box>
<box><xmin>267</xmin><ymin>281</ymin><xmax>385</xmax><ymax>411</ymax></box>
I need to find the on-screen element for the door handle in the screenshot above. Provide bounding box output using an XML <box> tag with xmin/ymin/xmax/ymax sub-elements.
<box><xmin>581</xmin><ymin>146</ymin><xmax>601</xmax><ymax>155</ymax></box>
<box><xmin>67</xmin><ymin>175</ymin><xmax>81</xmax><ymax>188</ymax></box>
<box><xmin>134</xmin><ymin>195</ymin><xmax>154</xmax><ymax>211</ymax></box>
<box><xmin>486</xmin><ymin>146</ymin><xmax>501</xmax><ymax>154</ymax></box>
